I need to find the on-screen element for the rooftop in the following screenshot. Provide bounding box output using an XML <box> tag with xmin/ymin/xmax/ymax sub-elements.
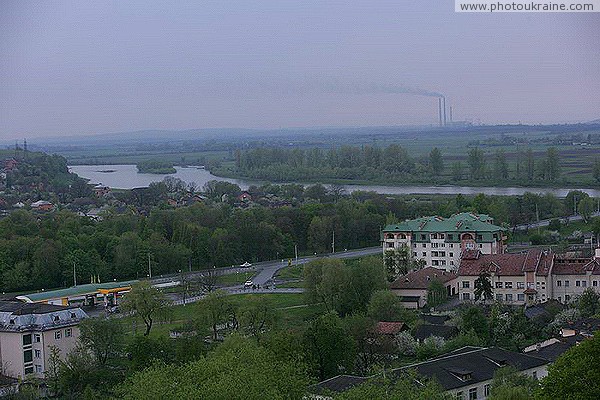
<box><xmin>383</xmin><ymin>213</ymin><xmax>504</xmax><ymax>234</ymax></box>
<box><xmin>0</xmin><ymin>301</ymin><xmax>87</xmax><ymax>332</ymax></box>
<box><xmin>458</xmin><ymin>248</ymin><xmax>555</xmax><ymax>277</ymax></box>
<box><xmin>16</xmin><ymin>280</ymin><xmax>138</xmax><ymax>303</ymax></box>
<box><xmin>390</xmin><ymin>267</ymin><xmax>456</xmax><ymax>290</ymax></box>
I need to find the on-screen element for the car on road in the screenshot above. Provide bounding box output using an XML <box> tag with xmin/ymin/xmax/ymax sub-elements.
<box><xmin>244</xmin><ymin>280</ymin><xmax>254</xmax><ymax>288</ymax></box>
<box><xmin>240</xmin><ymin>261</ymin><xmax>252</xmax><ymax>268</ymax></box>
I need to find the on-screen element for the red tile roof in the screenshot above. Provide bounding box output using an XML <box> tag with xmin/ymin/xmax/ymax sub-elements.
<box><xmin>458</xmin><ymin>249</ymin><xmax>552</xmax><ymax>277</ymax></box>
<box><xmin>390</xmin><ymin>267</ymin><xmax>457</xmax><ymax>289</ymax></box>
<box><xmin>375</xmin><ymin>321</ymin><xmax>407</xmax><ymax>335</ymax></box>
<box><xmin>552</xmin><ymin>258</ymin><xmax>600</xmax><ymax>275</ymax></box>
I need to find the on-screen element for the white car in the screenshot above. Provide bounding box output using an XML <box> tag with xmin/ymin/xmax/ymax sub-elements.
<box><xmin>240</xmin><ymin>262</ymin><xmax>252</xmax><ymax>268</ymax></box>
<box><xmin>244</xmin><ymin>280</ymin><xmax>254</xmax><ymax>288</ymax></box>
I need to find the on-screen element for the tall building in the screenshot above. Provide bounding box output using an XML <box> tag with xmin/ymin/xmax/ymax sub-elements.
<box><xmin>0</xmin><ymin>302</ymin><xmax>87</xmax><ymax>379</ymax></box>
<box><xmin>382</xmin><ymin>213</ymin><xmax>506</xmax><ymax>271</ymax></box>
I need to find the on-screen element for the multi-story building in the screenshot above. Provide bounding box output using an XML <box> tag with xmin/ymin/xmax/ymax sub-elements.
<box><xmin>382</xmin><ymin>213</ymin><xmax>506</xmax><ymax>271</ymax></box>
<box><xmin>457</xmin><ymin>248</ymin><xmax>600</xmax><ymax>306</ymax></box>
<box><xmin>0</xmin><ymin>301</ymin><xmax>87</xmax><ymax>379</ymax></box>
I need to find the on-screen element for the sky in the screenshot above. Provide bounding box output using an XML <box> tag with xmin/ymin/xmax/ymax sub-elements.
<box><xmin>1</xmin><ymin>0</ymin><xmax>599</xmax><ymax>139</ymax></box>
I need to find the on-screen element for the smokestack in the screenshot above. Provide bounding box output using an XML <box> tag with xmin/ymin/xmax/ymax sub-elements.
<box><xmin>449</xmin><ymin>106</ymin><xmax>453</xmax><ymax>124</ymax></box>
<box><xmin>443</xmin><ymin>96</ymin><xmax>447</xmax><ymax>126</ymax></box>
<box><xmin>438</xmin><ymin>97</ymin><xmax>443</xmax><ymax>127</ymax></box>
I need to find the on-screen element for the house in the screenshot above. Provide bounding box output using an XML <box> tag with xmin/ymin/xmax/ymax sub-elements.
<box><xmin>308</xmin><ymin>346</ymin><xmax>549</xmax><ymax>399</ymax></box>
<box><xmin>30</xmin><ymin>200</ymin><xmax>54</xmax><ymax>212</ymax></box>
<box><xmin>550</xmin><ymin>250</ymin><xmax>600</xmax><ymax>304</ymax></box>
<box><xmin>0</xmin><ymin>301</ymin><xmax>87</xmax><ymax>379</ymax></box>
<box><xmin>382</xmin><ymin>213</ymin><xmax>506</xmax><ymax>271</ymax></box>
<box><xmin>238</xmin><ymin>191</ymin><xmax>252</xmax><ymax>202</ymax></box>
<box><xmin>374</xmin><ymin>321</ymin><xmax>408</xmax><ymax>337</ymax></box>
<box><xmin>390</xmin><ymin>267</ymin><xmax>457</xmax><ymax>309</ymax></box>
<box><xmin>523</xmin><ymin>337</ymin><xmax>577</xmax><ymax>362</ymax></box>
<box><xmin>413</xmin><ymin>324</ymin><xmax>458</xmax><ymax>342</ymax></box>
<box><xmin>93</xmin><ymin>184</ymin><xmax>111</xmax><ymax>197</ymax></box>
<box><xmin>3</xmin><ymin>159</ymin><xmax>18</xmax><ymax>172</ymax></box>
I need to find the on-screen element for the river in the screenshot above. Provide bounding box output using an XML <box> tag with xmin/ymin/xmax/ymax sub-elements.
<box><xmin>69</xmin><ymin>164</ymin><xmax>600</xmax><ymax>197</ymax></box>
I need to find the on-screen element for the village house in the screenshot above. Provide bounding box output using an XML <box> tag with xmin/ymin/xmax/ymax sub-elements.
<box><xmin>382</xmin><ymin>213</ymin><xmax>506</xmax><ymax>271</ymax></box>
<box><xmin>390</xmin><ymin>267</ymin><xmax>457</xmax><ymax>309</ymax></box>
<box><xmin>30</xmin><ymin>200</ymin><xmax>54</xmax><ymax>212</ymax></box>
<box><xmin>0</xmin><ymin>301</ymin><xmax>87</xmax><ymax>379</ymax></box>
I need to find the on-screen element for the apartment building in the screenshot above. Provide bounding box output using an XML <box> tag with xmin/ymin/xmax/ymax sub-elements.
<box><xmin>457</xmin><ymin>248</ymin><xmax>600</xmax><ymax>306</ymax></box>
<box><xmin>0</xmin><ymin>301</ymin><xmax>87</xmax><ymax>379</ymax></box>
<box><xmin>382</xmin><ymin>213</ymin><xmax>506</xmax><ymax>271</ymax></box>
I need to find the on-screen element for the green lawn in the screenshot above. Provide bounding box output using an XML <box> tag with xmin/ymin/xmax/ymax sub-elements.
<box><xmin>274</xmin><ymin>264</ymin><xmax>304</xmax><ymax>280</ymax></box>
<box><xmin>215</xmin><ymin>271</ymin><xmax>256</xmax><ymax>286</ymax></box>
<box><xmin>119</xmin><ymin>293</ymin><xmax>322</xmax><ymax>338</ymax></box>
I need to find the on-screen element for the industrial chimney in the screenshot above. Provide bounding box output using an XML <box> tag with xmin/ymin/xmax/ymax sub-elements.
<box><xmin>443</xmin><ymin>96</ymin><xmax>447</xmax><ymax>126</ymax></box>
<box><xmin>438</xmin><ymin>98</ymin><xmax>443</xmax><ymax>127</ymax></box>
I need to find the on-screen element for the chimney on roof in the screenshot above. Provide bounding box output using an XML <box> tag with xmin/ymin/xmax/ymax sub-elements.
<box><xmin>595</xmin><ymin>248</ymin><xmax>600</xmax><ymax>261</ymax></box>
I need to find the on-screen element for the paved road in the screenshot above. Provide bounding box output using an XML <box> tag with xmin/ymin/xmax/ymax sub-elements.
<box><xmin>513</xmin><ymin>211</ymin><xmax>600</xmax><ymax>231</ymax></box>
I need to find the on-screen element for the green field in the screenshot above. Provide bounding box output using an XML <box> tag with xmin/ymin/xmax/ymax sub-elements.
<box><xmin>215</xmin><ymin>271</ymin><xmax>256</xmax><ymax>286</ymax></box>
<box><xmin>119</xmin><ymin>293</ymin><xmax>322</xmax><ymax>338</ymax></box>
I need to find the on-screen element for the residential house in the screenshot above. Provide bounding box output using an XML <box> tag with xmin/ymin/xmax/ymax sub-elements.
<box><xmin>238</xmin><ymin>191</ymin><xmax>252</xmax><ymax>203</ymax></box>
<box><xmin>0</xmin><ymin>301</ymin><xmax>87</xmax><ymax>379</ymax></box>
<box><xmin>30</xmin><ymin>200</ymin><xmax>54</xmax><ymax>212</ymax></box>
<box><xmin>550</xmin><ymin>249</ymin><xmax>600</xmax><ymax>304</ymax></box>
<box><xmin>382</xmin><ymin>213</ymin><xmax>506</xmax><ymax>271</ymax></box>
<box><xmin>390</xmin><ymin>267</ymin><xmax>457</xmax><ymax>309</ymax></box>
<box><xmin>308</xmin><ymin>346</ymin><xmax>549</xmax><ymax>400</ymax></box>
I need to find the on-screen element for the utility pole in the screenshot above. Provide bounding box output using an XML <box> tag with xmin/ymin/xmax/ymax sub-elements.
<box><xmin>295</xmin><ymin>244</ymin><xmax>298</xmax><ymax>266</ymax></box>
<box><xmin>188</xmin><ymin>257</ymin><xmax>192</xmax><ymax>273</ymax></box>
<box><xmin>332</xmin><ymin>230</ymin><xmax>335</xmax><ymax>254</ymax></box>
<box><xmin>148</xmin><ymin>253</ymin><xmax>152</xmax><ymax>278</ymax></box>
<box><xmin>73</xmin><ymin>261</ymin><xmax>77</xmax><ymax>287</ymax></box>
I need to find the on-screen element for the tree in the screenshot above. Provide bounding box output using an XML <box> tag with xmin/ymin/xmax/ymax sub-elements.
<box><xmin>474</xmin><ymin>272</ymin><xmax>493</xmax><ymax>302</ymax></box>
<box><xmin>460</xmin><ymin>306</ymin><xmax>489</xmax><ymax>342</ymax></box>
<box><xmin>451</xmin><ymin>161</ymin><xmax>463</xmax><ymax>181</ymax></box>
<box><xmin>78</xmin><ymin>317</ymin><xmax>124</xmax><ymax>366</ymax></box>
<box><xmin>304</xmin><ymin>312</ymin><xmax>355</xmax><ymax>380</ymax></box>
<box><xmin>493</xmin><ymin>149</ymin><xmax>509</xmax><ymax>180</ymax></box>
<box><xmin>467</xmin><ymin>147</ymin><xmax>486</xmax><ymax>180</ymax></box>
<box><xmin>427</xmin><ymin>280</ymin><xmax>448</xmax><ymax>308</ymax></box>
<box><xmin>337</xmin><ymin>371</ymin><xmax>449</xmax><ymax>400</ymax></box>
<box><xmin>368</xmin><ymin>289</ymin><xmax>409</xmax><ymax>322</ymax></box>
<box><xmin>544</xmin><ymin>147</ymin><xmax>560</xmax><ymax>181</ymax></box>
<box><xmin>538</xmin><ymin>332</ymin><xmax>600</xmax><ymax>399</ymax></box>
<box><xmin>576</xmin><ymin>287</ymin><xmax>600</xmax><ymax>318</ymax></box>
<box><xmin>119</xmin><ymin>335</ymin><xmax>310</xmax><ymax>400</ymax></box>
<box><xmin>578</xmin><ymin>197</ymin><xmax>595</xmax><ymax>223</ymax></box>
<box><xmin>384</xmin><ymin>245</ymin><xmax>418</xmax><ymax>283</ymax></box>
<box><xmin>429</xmin><ymin>147</ymin><xmax>444</xmax><ymax>176</ymax></box>
<box><xmin>201</xmin><ymin>289</ymin><xmax>236</xmax><ymax>341</ymax></box>
<box><xmin>121</xmin><ymin>281</ymin><xmax>170</xmax><ymax>336</ymax></box>
<box><xmin>593</xmin><ymin>158</ymin><xmax>600</xmax><ymax>183</ymax></box>
<box><xmin>525</xmin><ymin>148</ymin><xmax>535</xmax><ymax>181</ymax></box>
<box><xmin>239</xmin><ymin>295</ymin><xmax>277</xmax><ymax>342</ymax></box>
<box><xmin>488</xmin><ymin>365</ymin><xmax>538</xmax><ymax>400</ymax></box>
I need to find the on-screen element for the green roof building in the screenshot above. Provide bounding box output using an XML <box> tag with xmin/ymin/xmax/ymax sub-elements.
<box><xmin>383</xmin><ymin>213</ymin><xmax>506</xmax><ymax>271</ymax></box>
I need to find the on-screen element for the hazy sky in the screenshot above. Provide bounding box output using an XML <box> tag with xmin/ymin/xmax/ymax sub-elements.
<box><xmin>1</xmin><ymin>0</ymin><xmax>599</xmax><ymax>139</ymax></box>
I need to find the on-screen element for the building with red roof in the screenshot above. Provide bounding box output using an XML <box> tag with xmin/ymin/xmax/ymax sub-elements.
<box><xmin>390</xmin><ymin>267</ymin><xmax>457</xmax><ymax>308</ymax></box>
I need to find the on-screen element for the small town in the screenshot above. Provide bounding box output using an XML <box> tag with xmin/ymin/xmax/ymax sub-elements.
<box><xmin>2</xmin><ymin>1</ymin><xmax>600</xmax><ymax>399</ymax></box>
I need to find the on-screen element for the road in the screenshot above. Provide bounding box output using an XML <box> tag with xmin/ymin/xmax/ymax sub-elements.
<box><xmin>513</xmin><ymin>211</ymin><xmax>600</xmax><ymax>231</ymax></box>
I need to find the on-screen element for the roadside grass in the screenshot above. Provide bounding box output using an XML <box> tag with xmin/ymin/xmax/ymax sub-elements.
<box><xmin>274</xmin><ymin>264</ymin><xmax>304</xmax><ymax>280</ymax></box>
<box><xmin>215</xmin><ymin>271</ymin><xmax>256</xmax><ymax>286</ymax></box>
<box><xmin>118</xmin><ymin>293</ymin><xmax>321</xmax><ymax>338</ymax></box>
<box><xmin>275</xmin><ymin>280</ymin><xmax>305</xmax><ymax>289</ymax></box>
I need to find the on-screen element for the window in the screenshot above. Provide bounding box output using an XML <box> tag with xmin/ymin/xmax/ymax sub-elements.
<box><xmin>582</xmin><ymin>281</ymin><xmax>587</xmax><ymax>287</ymax></box>
<box><xmin>479</xmin><ymin>244</ymin><xmax>483</xmax><ymax>248</ymax></box>
<box><xmin>594</xmin><ymin>281</ymin><xmax>598</xmax><ymax>287</ymax></box>
<box><xmin>24</xmin><ymin>366</ymin><xmax>34</xmax><ymax>375</ymax></box>
<box><xmin>496</xmin><ymin>293</ymin><xmax>503</xmax><ymax>301</ymax></box>
<box><xmin>65</xmin><ymin>328</ymin><xmax>73</xmax><ymax>337</ymax></box>
<box><xmin>22</xmin><ymin>334</ymin><xmax>32</xmax><ymax>346</ymax></box>
<box><xmin>532</xmin><ymin>371</ymin><xmax>538</xmax><ymax>379</ymax></box>
<box><xmin>440</xmin><ymin>260</ymin><xmax>446</xmax><ymax>266</ymax></box>
<box><xmin>422</xmin><ymin>243</ymin><xmax>426</xmax><ymax>248</ymax></box>
<box><xmin>450</xmin><ymin>260</ymin><xmax>454</xmax><ymax>265</ymax></box>
<box><xmin>518</xmin><ymin>294</ymin><xmax>525</xmax><ymax>301</ymax></box>
<box><xmin>450</xmin><ymin>244</ymin><xmax>454</xmax><ymax>248</ymax></box>
<box><xmin>557</xmin><ymin>280</ymin><xmax>562</xmax><ymax>287</ymax></box>
<box><xmin>440</xmin><ymin>252</ymin><xmax>446</xmax><ymax>257</ymax></box>
<box><xmin>23</xmin><ymin>349</ymin><xmax>33</xmax><ymax>363</ymax></box>
<box><xmin>421</xmin><ymin>234</ymin><xmax>426</xmax><ymax>240</ymax></box>
<box><xmin>34</xmin><ymin>349</ymin><xmax>41</xmax><ymax>358</ymax></box>
<box><xmin>413</xmin><ymin>252</ymin><xmax>417</xmax><ymax>257</ymax></box>
<box><xmin>495</xmin><ymin>282</ymin><xmax>503</xmax><ymax>289</ymax></box>
<box><xmin>517</xmin><ymin>282</ymin><xmax>525</xmax><ymax>289</ymax></box>
<box><xmin>505</xmin><ymin>294</ymin><xmax>513</xmax><ymax>302</ymax></box>
<box><xmin>468</xmin><ymin>387</ymin><xmax>478</xmax><ymax>400</ymax></box>
<box><xmin>422</xmin><ymin>252</ymin><xmax>427</xmax><ymax>257</ymax></box>
<box><xmin>477</xmin><ymin>234</ymin><xmax>483</xmax><ymax>240</ymax></box>
<box><xmin>565</xmin><ymin>280</ymin><xmax>570</xmax><ymax>287</ymax></box>
<box><xmin>54</xmin><ymin>331</ymin><xmax>62</xmax><ymax>340</ymax></box>
<box><xmin>35</xmin><ymin>365</ymin><xmax>42</xmax><ymax>373</ymax></box>
<box><xmin>70</xmin><ymin>312</ymin><xmax>77</xmax><ymax>319</ymax></box>
<box><xmin>432</xmin><ymin>251</ymin><xmax>438</xmax><ymax>257</ymax></box>
<box><xmin>462</xmin><ymin>293</ymin><xmax>471</xmax><ymax>300</ymax></box>
<box><xmin>456</xmin><ymin>391</ymin><xmax>463</xmax><ymax>400</ymax></box>
<box><xmin>450</xmin><ymin>252</ymin><xmax>454</xmax><ymax>257</ymax></box>
<box><xmin>432</xmin><ymin>260</ymin><xmax>439</xmax><ymax>266</ymax></box>
<box><xmin>448</xmin><ymin>234</ymin><xmax>454</xmax><ymax>240</ymax></box>
<box><xmin>576</xmin><ymin>281</ymin><xmax>581</xmax><ymax>287</ymax></box>
<box><xmin>462</xmin><ymin>281</ymin><xmax>470</xmax><ymax>288</ymax></box>
<box><xmin>505</xmin><ymin>282</ymin><xmax>513</xmax><ymax>289</ymax></box>
<box><xmin>565</xmin><ymin>295</ymin><xmax>571</xmax><ymax>302</ymax></box>
<box><xmin>432</xmin><ymin>243</ymin><xmax>439</xmax><ymax>248</ymax></box>
<box><xmin>439</xmin><ymin>233</ymin><xmax>445</xmax><ymax>239</ymax></box>
<box><xmin>484</xmin><ymin>384</ymin><xmax>491</xmax><ymax>396</ymax></box>
<box><xmin>34</xmin><ymin>334</ymin><xmax>41</xmax><ymax>343</ymax></box>
<box><xmin>53</xmin><ymin>315</ymin><xmax>60</xmax><ymax>322</ymax></box>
